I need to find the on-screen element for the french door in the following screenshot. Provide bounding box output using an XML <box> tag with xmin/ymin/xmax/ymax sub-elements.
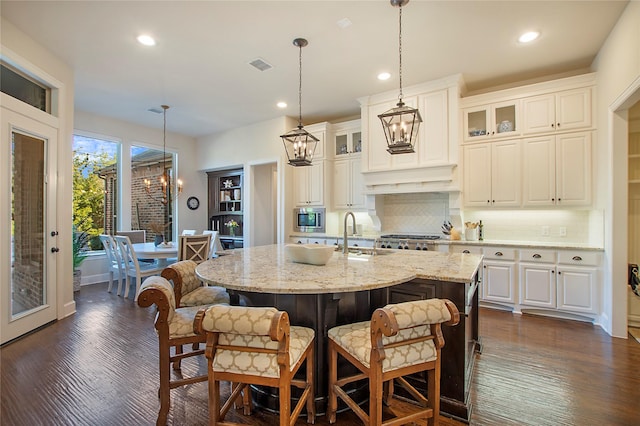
<box><xmin>1</xmin><ymin>106</ymin><xmax>58</xmax><ymax>345</ymax></box>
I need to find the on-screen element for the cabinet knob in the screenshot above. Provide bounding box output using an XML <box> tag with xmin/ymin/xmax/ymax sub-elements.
<box><xmin>463</xmin><ymin>250</ymin><xmax>470</xmax><ymax>254</ymax></box>
<box><xmin>533</xmin><ymin>253</ymin><xmax>542</xmax><ymax>259</ymax></box>
<box><xmin>572</xmin><ymin>256</ymin><xmax>582</xmax><ymax>261</ymax></box>
<box><xmin>487</xmin><ymin>200</ymin><xmax>491</xmax><ymax>204</ymax></box>
<box><xmin>492</xmin><ymin>200</ymin><xmax>495</xmax><ymax>204</ymax></box>
<box><xmin>551</xmin><ymin>123</ymin><xmax>555</xmax><ymax>128</ymax></box>
<box><xmin>51</xmin><ymin>247</ymin><xmax>60</xmax><ymax>253</ymax></box>
<box><xmin>495</xmin><ymin>251</ymin><xmax>503</xmax><ymax>256</ymax></box>
<box><xmin>50</xmin><ymin>231</ymin><xmax>58</xmax><ymax>237</ymax></box>
<box><xmin>558</xmin><ymin>271</ymin><xmax>562</xmax><ymax>275</ymax></box>
<box><xmin>558</xmin><ymin>198</ymin><xmax>561</xmax><ymax>202</ymax></box>
<box><xmin>557</xmin><ymin>123</ymin><xmax>561</xmax><ymax>128</ymax></box>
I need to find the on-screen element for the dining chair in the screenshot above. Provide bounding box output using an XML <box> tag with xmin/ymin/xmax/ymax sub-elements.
<box><xmin>161</xmin><ymin>260</ymin><xmax>230</xmax><ymax>308</ymax></box>
<box><xmin>327</xmin><ymin>298</ymin><xmax>460</xmax><ymax>426</ymax></box>
<box><xmin>114</xmin><ymin>235</ymin><xmax>164</xmax><ymax>301</ymax></box>
<box><xmin>181</xmin><ymin>229</ymin><xmax>196</xmax><ymax>236</ymax></box>
<box><xmin>193</xmin><ymin>304</ymin><xmax>315</xmax><ymax>426</ymax></box>
<box><xmin>99</xmin><ymin>234</ymin><xmax>125</xmax><ymax>296</ymax></box>
<box><xmin>202</xmin><ymin>230</ymin><xmax>224</xmax><ymax>258</ymax></box>
<box><xmin>137</xmin><ymin>275</ymin><xmax>209</xmax><ymax>426</ymax></box>
<box><xmin>177</xmin><ymin>234</ymin><xmax>212</xmax><ymax>264</ymax></box>
<box><xmin>116</xmin><ymin>230</ymin><xmax>146</xmax><ymax>243</ymax></box>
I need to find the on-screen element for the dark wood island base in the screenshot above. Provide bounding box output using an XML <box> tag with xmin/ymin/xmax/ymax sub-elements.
<box><xmin>232</xmin><ymin>272</ymin><xmax>480</xmax><ymax>423</ymax></box>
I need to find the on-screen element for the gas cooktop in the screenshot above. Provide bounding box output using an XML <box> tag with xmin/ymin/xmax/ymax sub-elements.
<box><xmin>379</xmin><ymin>234</ymin><xmax>441</xmax><ymax>240</ymax></box>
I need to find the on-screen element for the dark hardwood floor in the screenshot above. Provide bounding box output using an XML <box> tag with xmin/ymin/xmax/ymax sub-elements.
<box><xmin>2</xmin><ymin>282</ymin><xmax>639</xmax><ymax>425</ymax></box>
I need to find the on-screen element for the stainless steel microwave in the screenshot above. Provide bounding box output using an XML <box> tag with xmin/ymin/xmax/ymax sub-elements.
<box><xmin>293</xmin><ymin>207</ymin><xmax>325</xmax><ymax>233</ymax></box>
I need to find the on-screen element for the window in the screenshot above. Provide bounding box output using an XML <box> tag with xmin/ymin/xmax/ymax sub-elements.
<box><xmin>1</xmin><ymin>63</ymin><xmax>50</xmax><ymax>112</ymax></box>
<box><xmin>72</xmin><ymin>134</ymin><xmax>119</xmax><ymax>250</ymax></box>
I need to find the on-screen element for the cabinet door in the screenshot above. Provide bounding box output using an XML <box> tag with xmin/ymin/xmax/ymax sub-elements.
<box><xmin>483</xmin><ymin>261</ymin><xmax>516</xmax><ymax>303</ymax></box>
<box><xmin>463</xmin><ymin>143</ymin><xmax>492</xmax><ymax>207</ymax></box>
<box><xmin>293</xmin><ymin>165</ymin><xmax>311</xmax><ymax>206</ymax></box>
<box><xmin>556</xmin><ymin>266</ymin><xmax>597</xmax><ymax>314</ymax></box>
<box><xmin>307</xmin><ymin>161</ymin><xmax>325</xmax><ymax>206</ymax></box>
<box><xmin>556</xmin><ymin>132</ymin><xmax>591</xmax><ymax>206</ymax></box>
<box><xmin>519</xmin><ymin>263</ymin><xmax>556</xmax><ymax>308</ymax></box>
<box><xmin>366</xmin><ymin>101</ymin><xmax>395</xmax><ymax>171</ymax></box>
<box><xmin>332</xmin><ymin>160</ymin><xmax>350</xmax><ymax>209</ymax></box>
<box><xmin>464</xmin><ymin>105</ymin><xmax>491</xmax><ymax>142</ymax></box>
<box><xmin>522</xmin><ymin>94</ymin><xmax>556</xmax><ymax>134</ymax></box>
<box><xmin>491</xmin><ymin>140</ymin><xmax>521</xmax><ymax>206</ymax></box>
<box><xmin>350</xmin><ymin>159</ymin><xmax>365</xmax><ymax>208</ymax></box>
<box><xmin>523</xmin><ymin>136</ymin><xmax>556</xmax><ymax>206</ymax></box>
<box><xmin>418</xmin><ymin>90</ymin><xmax>448</xmax><ymax>164</ymax></box>
<box><xmin>556</xmin><ymin>88</ymin><xmax>591</xmax><ymax>131</ymax></box>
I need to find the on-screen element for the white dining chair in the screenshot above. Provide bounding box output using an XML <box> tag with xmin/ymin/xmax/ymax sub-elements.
<box><xmin>114</xmin><ymin>235</ymin><xmax>164</xmax><ymax>301</ymax></box>
<box><xmin>181</xmin><ymin>229</ymin><xmax>196</xmax><ymax>236</ymax></box>
<box><xmin>177</xmin><ymin>234</ymin><xmax>212</xmax><ymax>264</ymax></box>
<box><xmin>99</xmin><ymin>234</ymin><xmax>125</xmax><ymax>296</ymax></box>
<box><xmin>202</xmin><ymin>230</ymin><xmax>224</xmax><ymax>258</ymax></box>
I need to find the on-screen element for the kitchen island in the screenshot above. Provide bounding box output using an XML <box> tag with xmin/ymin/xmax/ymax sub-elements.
<box><xmin>196</xmin><ymin>244</ymin><xmax>483</xmax><ymax>422</ymax></box>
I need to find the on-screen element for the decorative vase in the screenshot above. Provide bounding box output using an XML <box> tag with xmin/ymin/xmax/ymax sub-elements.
<box><xmin>73</xmin><ymin>269</ymin><xmax>81</xmax><ymax>292</ymax></box>
<box><xmin>230</xmin><ymin>228</ymin><xmax>236</xmax><ymax>237</ymax></box>
<box><xmin>154</xmin><ymin>234</ymin><xmax>164</xmax><ymax>246</ymax></box>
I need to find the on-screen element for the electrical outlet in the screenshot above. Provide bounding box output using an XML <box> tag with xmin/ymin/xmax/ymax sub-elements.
<box><xmin>559</xmin><ymin>226</ymin><xmax>567</xmax><ymax>237</ymax></box>
<box><xmin>542</xmin><ymin>226</ymin><xmax>550</xmax><ymax>236</ymax></box>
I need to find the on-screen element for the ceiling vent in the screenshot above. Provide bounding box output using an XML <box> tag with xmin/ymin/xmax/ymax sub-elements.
<box><xmin>249</xmin><ymin>58</ymin><xmax>273</xmax><ymax>72</ymax></box>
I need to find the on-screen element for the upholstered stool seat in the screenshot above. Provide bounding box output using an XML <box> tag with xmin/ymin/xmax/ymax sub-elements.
<box><xmin>137</xmin><ymin>276</ymin><xmax>227</xmax><ymax>426</ymax></box>
<box><xmin>327</xmin><ymin>298</ymin><xmax>460</xmax><ymax>426</ymax></box>
<box><xmin>162</xmin><ymin>260</ymin><xmax>230</xmax><ymax>308</ymax></box>
<box><xmin>194</xmin><ymin>304</ymin><xmax>315</xmax><ymax>426</ymax></box>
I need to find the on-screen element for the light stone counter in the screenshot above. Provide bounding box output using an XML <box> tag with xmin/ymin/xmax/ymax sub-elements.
<box><xmin>196</xmin><ymin>244</ymin><xmax>482</xmax><ymax>294</ymax></box>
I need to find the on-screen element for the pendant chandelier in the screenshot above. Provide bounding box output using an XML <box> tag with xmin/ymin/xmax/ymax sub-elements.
<box><xmin>378</xmin><ymin>0</ymin><xmax>422</xmax><ymax>155</ymax></box>
<box><xmin>144</xmin><ymin>105</ymin><xmax>183</xmax><ymax>205</ymax></box>
<box><xmin>281</xmin><ymin>38</ymin><xmax>319</xmax><ymax>167</ymax></box>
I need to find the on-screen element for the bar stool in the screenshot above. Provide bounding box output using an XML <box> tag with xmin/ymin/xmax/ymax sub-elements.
<box><xmin>327</xmin><ymin>298</ymin><xmax>460</xmax><ymax>426</ymax></box>
<box><xmin>193</xmin><ymin>304</ymin><xmax>315</xmax><ymax>426</ymax></box>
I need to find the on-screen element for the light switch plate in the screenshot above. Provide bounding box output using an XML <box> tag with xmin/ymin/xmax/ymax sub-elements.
<box><xmin>559</xmin><ymin>227</ymin><xmax>567</xmax><ymax>237</ymax></box>
<box><xmin>542</xmin><ymin>226</ymin><xmax>550</xmax><ymax>236</ymax></box>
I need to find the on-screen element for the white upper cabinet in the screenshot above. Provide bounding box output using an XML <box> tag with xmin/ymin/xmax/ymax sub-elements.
<box><xmin>333</xmin><ymin>158</ymin><xmax>365</xmax><ymax>210</ymax></box>
<box><xmin>332</xmin><ymin>120</ymin><xmax>362</xmax><ymax>158</ymax></box>
<box><xmin>293</xmin><ymin>160</ymin><xmax>326</xmax><ymax>206</ymax></box>
<box><xmin>522</xmin><ymin>87</ymin><xmax>592</xmax><ymax>135</ymax></box>
<box><xmin>463</xmin><ymin>100</ymin><xmax>520</xmax><ymax>142</ymax></box>
<box><xmin>463</xmin><ymin>140</ymin><xmax>521</xmax><ymax>207</ymax></box>
<box><xmin>304</xmin><ymin>122</ymin><xmax>327</xmax><ymax>160</ymax></box>
<box><xmin>523</xmin><ymin>132</ymin><xmax>592</xmax><ymax>206</ymax></box>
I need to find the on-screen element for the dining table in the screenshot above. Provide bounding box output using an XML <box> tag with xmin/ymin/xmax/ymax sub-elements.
<box><xmin>132</xmin><ymin>242</ymin><xmax>178</xmax><ymax>267</ymax></box>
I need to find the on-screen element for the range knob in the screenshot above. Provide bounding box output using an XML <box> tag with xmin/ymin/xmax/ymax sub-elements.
<box><xmin>415</xmin><ymin>244</ymin><xmax>422</xmax><ymax>250</ymax></box>
<box><xmin>404</xmin><ymin>244</ymin><xmax>409</xmax><ymax>250</ymax></box>
<box><xmin>397</xmin><ymin>244</ymin><xmax>404</xmax><ymax>249</ymax></box>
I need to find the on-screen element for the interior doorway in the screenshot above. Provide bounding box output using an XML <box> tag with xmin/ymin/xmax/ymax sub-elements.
<box><xmin>249</xmin><ymin>162</ymin><xmax>278</xmax><ymax>247</ymax></box>
<box><xmin>627</xmin><ymin>101</ymin><xmax>640</xmax><ymax>332</ymax></box>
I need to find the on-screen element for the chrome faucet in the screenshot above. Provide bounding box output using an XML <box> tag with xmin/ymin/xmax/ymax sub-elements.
<box><xmin>343</xmin><ymin>211</ymin><xmax>356</xmax><ymax>254</ymax></box>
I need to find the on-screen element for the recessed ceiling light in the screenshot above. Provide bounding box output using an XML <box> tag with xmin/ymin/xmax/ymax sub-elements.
<box><xmin>378</xmin><ymin>72</ymin><xmax>391</xmax><ymax>81</ymax></box>
<box><xmin>277</xmin><ymin>101</ymin><xmax>287</xmax><ymax>109</ymax></box>
<box><xmin>137</xmin><ymin>34</ymin><xmax>156</xmax><ymax>46</ymax></box>
<box><xmin>518</xmin><ymin>31</ymin><xmax>540</xmax><ymax>43</ymax></box>
<box><xmin>337</xmin><ymin>18</ymin><xmax>352</xmax><ymax>29</ymax></box>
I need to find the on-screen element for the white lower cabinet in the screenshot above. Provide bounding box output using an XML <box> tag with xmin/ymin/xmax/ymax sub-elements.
<box><xmin>518</xmin><ymin>248</ymin><xmax>600</xmax><ymax>317</ymax></box>
<box><xmin>482</xmin><ymin>247</ymin><xmax>517</xmax><ymax>305</ymax></box>
<box><xmin>289</xmin><ymin>237</ymin><xmax>327</xmax><ymax>245</ymax></box>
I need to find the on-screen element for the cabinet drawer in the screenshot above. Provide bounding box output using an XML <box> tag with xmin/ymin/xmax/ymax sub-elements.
<box><xmin>450</xmin><ymin>245</ymin><xmax>483</xmax><ymax>255</ymax></box>
<box><xmin>520</xmin><ymin>249</ymin><xmax>556</xmax><ymax>263</ymax></box>
<box><xmin>483</xmin><ymin>247</ymin><xmax>516</xmax><ymax>260</ymax></box>
<box><xmin>557</xmin><ymin>251</ymin><xmax>599</xmax><ymax>266</ymax></box>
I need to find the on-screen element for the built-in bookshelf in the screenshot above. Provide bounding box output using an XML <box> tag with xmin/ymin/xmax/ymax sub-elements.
<box><xmin>207</xmin><ymin>168</ymin><xmax>243</xmax><ymax>246</ymax></box>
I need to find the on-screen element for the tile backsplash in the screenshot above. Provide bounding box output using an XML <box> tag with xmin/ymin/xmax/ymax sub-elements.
<box><xmin>381</xmin><ymin>193</ymin><xmax>449</xmax><ymax>234</ymax></box>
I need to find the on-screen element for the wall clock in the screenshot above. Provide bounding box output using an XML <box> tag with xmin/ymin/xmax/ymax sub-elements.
<box><xmin>186</xmin><ymin>196</ymin><xmax>200</xmax><ymax>210</ymax></box>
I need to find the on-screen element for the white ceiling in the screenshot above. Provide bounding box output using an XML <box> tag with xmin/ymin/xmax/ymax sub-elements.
<box><xmin>1</xmin><ymin>1</ymin><xmax>628</xmax><ymax>138</ymax></box>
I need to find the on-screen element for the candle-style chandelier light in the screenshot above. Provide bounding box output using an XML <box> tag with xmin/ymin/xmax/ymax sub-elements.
<box><xmin>144</xmin><ymin>105</ymin><xmax>183</xmax><ymax>204</ymax></box>
<box><xmin>281</xmin><ymin>38</ymin><xmax>319</xmax><ymax>167</ymax></box>
<box><xmin>378</xmin><ymin>0</ymin><xmax>422</xmax><ymax>155</ymax></box>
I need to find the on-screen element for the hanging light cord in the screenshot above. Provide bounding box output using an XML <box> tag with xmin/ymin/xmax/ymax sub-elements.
<box><xmin>398</xmin><ymin>4</ymin><xmax>403</xmax><ymax>103</ymax></box>
<box><xmin>298</xmin><ymin>43</ymin><xmax>303</xmax><ymax>128</ymax></box>
<box><xmin>163</xmin><ymin>106</ymin><xmax>167</xmax><ymax>169</ymax></box>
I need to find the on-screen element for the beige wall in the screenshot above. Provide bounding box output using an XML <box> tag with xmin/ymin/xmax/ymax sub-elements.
<box><xmin>592</xmin><ymin>1</ymin><xmax>640</xmax><ymax>337</ymax></box>
<box><xmin>1</xmin><ymin>17</ymin><xmax>76</xmax><ymax>319</ymax></box>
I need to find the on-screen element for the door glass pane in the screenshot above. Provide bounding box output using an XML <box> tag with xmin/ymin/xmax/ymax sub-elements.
<box><xmin>11</xmin><ymin>131</ymin><xmax>46</xmax><ymax>317</ymax></box>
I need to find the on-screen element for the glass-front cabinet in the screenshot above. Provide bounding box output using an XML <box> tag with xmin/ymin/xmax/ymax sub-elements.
<box><xmin>463</xmin><ymin>100</ymin><xmax>519</xmax><ymax>142</ymax></box>
<box><xmin>333</xmin><ymin>119</ymin><xmax>361</xmax><ymax>157</ymax></box>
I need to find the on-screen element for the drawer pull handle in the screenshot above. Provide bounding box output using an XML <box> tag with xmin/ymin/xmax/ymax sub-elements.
<box><xmin>572</xmin><ymin>256</ymin><xmax>582</xmax><ymax>261</ymax></box>
<box><xmin>463</xmin><ymin>250</ymin><xmax>470</xmax><ymax>254</ymax></box>
<box><xmin>495</xmin><ymin>251</ymin><xmax>503</xmax><ymax>256</ymax></box>
<box><xmin>533</xmin><ymin>254</ymin><xmax>542</xmax><ymax>259</ymax></box>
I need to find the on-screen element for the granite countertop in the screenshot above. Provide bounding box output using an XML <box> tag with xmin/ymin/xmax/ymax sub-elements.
<box><xmin>290</xmin><ymin>233</ymin><xmax>603</xmax><ymax>251</ymax></box>
<box><xmin>196</xmin><ymin>244</ymin><xmax>483</xmax><ymax>295</ymax></box>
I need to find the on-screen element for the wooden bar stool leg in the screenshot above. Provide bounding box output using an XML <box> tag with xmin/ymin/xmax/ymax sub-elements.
<box><xmin>327</xmin><ymin>341</ymin><xmax>338</xmax><ymax>424</ymax></box>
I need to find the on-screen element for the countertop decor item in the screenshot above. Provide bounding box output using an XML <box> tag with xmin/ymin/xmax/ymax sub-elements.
<box><xmin>285</xmin><ymin>243</ymin><xmax>334</xmax><ymax>265</ymax></box>
<box><xmin>498</xmin><ymin>120</ymin><xmax>513</xmax><ymax>133</ymax></box>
